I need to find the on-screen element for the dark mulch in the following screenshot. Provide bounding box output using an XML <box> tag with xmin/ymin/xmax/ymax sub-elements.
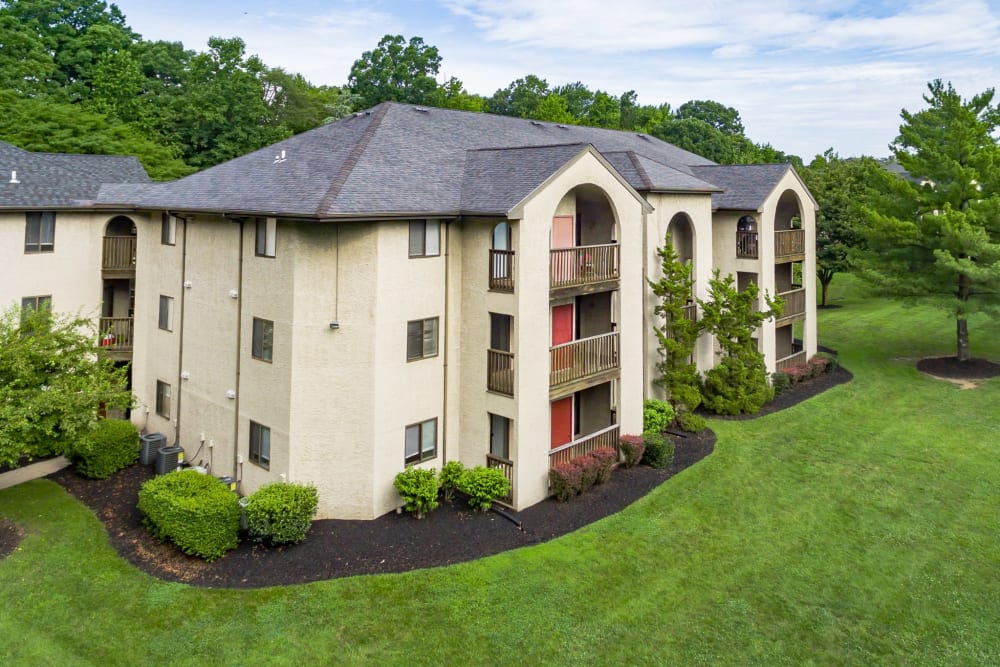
<box><xmin>916</xmin><ymin>356</ymin><xmax>1000</xmax><ymax>380</ymax></box>
<box><xmin>41</xmin><ymin>366</ymin><xmax>844</xmax><ymax>588</ymax></box>
<box><xmin>0</xmin><ymin>519</ymin><xmax>23</xmax><ymax>560</ymax></box>
<box><xmin>708</xmin><ymin>365</ymin><xmax>854</xmax><ymax>421</ymax></box>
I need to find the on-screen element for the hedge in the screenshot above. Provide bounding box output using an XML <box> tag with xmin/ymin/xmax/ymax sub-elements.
<box><xmin>70</xmin><ymin>419</ymin><xmax>139</xmax><ymax>479</ymax></box>
<box><xmin>457</xmin><ymin>466</ymin><xmax>509</xmax><ymax>511</ymax></box>
<box><xmin>138</xmin><ymin>470</ymin><xmax>240</xmax><ymax>561</ymax></box>
<box><xmin>394</xmin><ymin>467</ymin><xmax>439</xmax><ymax>518</ymax></box>
<box><xmin>245</xmin><ymin>482</ymin><xmax>319</xmax><ymax>545</ymax></box>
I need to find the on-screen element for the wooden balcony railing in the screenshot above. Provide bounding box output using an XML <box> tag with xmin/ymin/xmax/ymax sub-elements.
<box><xmin>736</xmin><ymin>230</ymin><xmax>759</xmax><ymax>258</ymax></box>
<box><xmin>550</xmin><ymin>243</ymin><xmax>619</xmax><ymax>289</ymax></box>
<box><xmin>775</xmin><ymin>229</ymin><xmax>805</xmax><ymax>260</ymax></box>
<box><xmin>102</xmin><ymin>236</ymin><xmax>136</xmax><ymax>271</ymax></box>
<box><xmin>682</xmin><ymin>302</ymin><xmax>697</xmax><ymax>322</ymax></box>
<box><xmin>550</xmin><ymin>331</ymin><xmax>619</xmax><ymax>387</ymax></box>
<box><xmin>489</xmin><ymin>249</ymin><xmax>514</xmax><ymax>292</ymax></box>
<box><xmin>486</xmin><ymin>454</ymin><xmax>514</xmax><ymax>504</ymax></box>
<box><xmin>487</xmin><ymin>349</ymin><xmax>514</xmax><ymax>396</ymax></box>
<box><xmin>99</xmin><ymin>317</ymin><xmax>133</xmax><ymax>351</ymax></box>
<box><xmin>549</xmin><ymin>424</ymin><xmax>620</xmax><ymax>468</ymax></box>
<box><xmin>776</xmin><ymin>350</ymin><xmax>807</xmax><ymax>371</ymax></box>
<box><xmin>776</xmin><ymin>286</ymin><xmax>806</xmax><ymax>321</ymax></box>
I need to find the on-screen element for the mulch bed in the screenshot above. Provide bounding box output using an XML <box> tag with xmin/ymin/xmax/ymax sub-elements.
<box><xmin>30</xmin><ymin>366</ymin><xmax>846</xmax><ymax>588</ymax></box>
<box><xmin>0</xmin><ymin>519</ymin><xmax>23</xmax><ymax>560</ymax></box>
<box><xmin>709</xmin><ymin>365</ymin><xmax>854</xmax><ymax>421</ymax></box>
<box><xmin>916</xmin><ymin>356</ymin><xmax>1000</xmax><ymax>380</ymax></box>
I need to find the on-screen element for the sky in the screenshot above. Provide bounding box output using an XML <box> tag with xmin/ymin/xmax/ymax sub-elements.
<box><xmin>116</xmin><ymin>0</ymin><xmax>1000</xmax><ymax>161</ymax></box>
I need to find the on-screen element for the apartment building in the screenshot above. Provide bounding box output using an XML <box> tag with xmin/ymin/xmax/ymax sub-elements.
<box><xmin>3</xmin><ymin>103</ymin><xmax>816</xmax><ymax>519</ymax></box>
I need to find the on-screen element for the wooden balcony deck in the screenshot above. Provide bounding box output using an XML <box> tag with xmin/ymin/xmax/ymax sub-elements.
<box><xmin>550</xmin><ymin>243</ymin><xmax>619</xmax><ymax>290</ymax></box>
<box><xmin>99</xmin><ymin>317</ymin><xmax>133</xmax><ymax>352</ymax></box>
<box><xmin>549</xmin><ymin>424</ymin><xmax>620</xmax><ymax>467</ymax></box>
<box><xmin>776</xmin><ymin>349</ymin><xmax>807</xmax><ymax>371</ymax></box>
<box><xmin>550</xmin><ymin>332</ymin><xmax>619</xmax><ymax>389</ymax></box>
<box><xmin>489</xmin><ymin>249</ymin><xmax>514</xmax><ymax>292</ymax></box>
<box><xmin>102</xmin><ymin>236</ymin><xmax>136</xmax><ymax>273</ymax></box>
<box><xmin>736</xmin><ymin>229</ymin><xmax>806</xmax><ymax>263</ymax></box>
<box><xmin>776</xmin><ymin>286</ymin><xmax>806</xmax><ymax>322</ymax></box>
<box><xmin>487</xmin><ymin>349</ymin><xmax>514</xmax><ymax>396</ymax></box>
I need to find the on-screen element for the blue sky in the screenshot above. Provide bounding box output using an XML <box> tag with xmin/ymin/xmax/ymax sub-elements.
<box><xmin>118</xmin><ymin>0</ymin><xmax>1000</xmax><ymax>160</ymax></box>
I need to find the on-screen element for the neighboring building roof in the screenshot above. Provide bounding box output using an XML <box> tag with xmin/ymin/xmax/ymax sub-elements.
<box><xmin>690</xmin><ymin>164</ymin><xmax>797</xmax><ymax>210</ymax></box>
<box><xmin>96</xmin><ymin>102</ymin><xmax>722</xmax><ymax>218</ymax></box>
<box><xmin>0</xmin><ymin>140</ymin><xmax>150</xmax><ymax>208</ymax></box>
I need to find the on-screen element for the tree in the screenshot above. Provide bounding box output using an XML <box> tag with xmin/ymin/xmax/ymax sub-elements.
<box><xmin>675</xmin><ymin>99</ymin><xmax>744</xmax><ymax>135</ymax></box>
<box><xmin>347</xmin><ymin>34</ymin><xmax>442</xmax><ymax>109</ymax></box>
<box><xmin>486</xmin><ymin>75</ymin><xmax>550</xmax><ymax>118</ymax></box>
<box><xmin>855</xmin><ymin>80</ymin><xmax>1000</xmax><ymax>361</ymax></box>
<box><xmin>698</xmin><ymin>271</ymin><xmax>781</xmax><ymax>414</ymax></box>
<box><xmin>648</xmin><ymin>236</ymin><xmax>703</xmax><ymax>413</ymax></box>
<box><xmin>0</xmin><ymin>305</ymin><xmax>132</xmax><ymax>468</ymax></box>
<box><xmin>437</xmin><ymin>77</ymin><xmax>484</xmax><ymax>112</ymax></box>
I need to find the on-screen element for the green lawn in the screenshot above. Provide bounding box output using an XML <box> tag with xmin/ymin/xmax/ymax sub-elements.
<box><xmin>2</xmin><ymin>277</ymin><xmax>999</xmax><ymax>666</ymax></box>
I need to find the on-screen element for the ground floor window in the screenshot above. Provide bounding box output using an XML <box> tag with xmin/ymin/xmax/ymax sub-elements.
<box><xmin>489</xmin><ymin>413</ymin><xmax>511</xmax><ymax>460</ymax></box>
<box><xmin>249</xmin><ymin>421</ymin><xmax>271</xmax><ymax>469</ymax></box>
<box><xmin>155</xmin><ymin>380</ymin><xmax>171</xmax><ymax>419</ymax></box>
<box><xmin>404</xmin><ymin>418</ymin><xmax>437</xmax><ymax>464</ymax></box>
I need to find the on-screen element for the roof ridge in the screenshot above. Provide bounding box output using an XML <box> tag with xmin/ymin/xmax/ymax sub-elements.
<box><xmin>317</xmin><ymin>103</ymin><xmax>391</xmax><ymax>215</ymax></box>
<box><xmin>626</xmin><ymin>151</ymin><xmax>653</xmax><ymax>190</ymax></box>
<box><xmin>467</xmin><ymin>141</ymin><xmax>589</xmax><ymax>154</ymax></box>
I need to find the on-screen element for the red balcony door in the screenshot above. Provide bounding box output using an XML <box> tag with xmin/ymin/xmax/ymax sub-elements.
<box><xmin>551</xmin><ymin>396</ymin><xmax>573</xmax><ymax>449</ymax></box>
<box><xmin>551</xmin><ymin>303</ymin><xmax>574</xmax><ymax>374</ymax></box>
<box><xmin>552</xmin><ymin>215</ymin><xmax>575</xmax><ymax>249</ymax></box>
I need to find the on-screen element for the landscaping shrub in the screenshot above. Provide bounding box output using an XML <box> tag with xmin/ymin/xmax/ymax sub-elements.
<box><xmin>549</xmin><ymin>461</ymin><xmax>582</xmax><ymax>501</ymax></box>
<box><xmin>818</xmin><ymin>352</ymin><xmax>839</xmax><ymax>373</ymax></box>
<box><xmin>244</xmin><ymin>482</ymin><xmax>318</xmax><ymax>545</ymax></box>
<box><xmin>590</xmin><ymin>447</ymin><xmax>618</xmax><ymax>484</ymax></box>
<box><xmin>771</xmin><ymin>371</ymin><xmax>792</xmax><ymax>395</ymax></box>
<box><xmin>438</xmin><ymin>460</ymin><xmax>465</xmax><ymax>502</ymax></box>
<box><xmin>643</xmin><ymin>399</ymin><xmax>676</xmax><ymax>434</ymax></box>
<box><xmin>701</xmin><ymin>354</ymin><xmax>774</xmax><ymax>415</ymax></box>
<box><xmin>393</xmin><ymin>467</ymin><xmax>439</xmax><ymax>518</ymax></box>
<box><xmin>784</xmin><ymin>364</ymin><xmax>811</xmax><ymax>384</ymax></box>
<box><xmin>575</xmin><ymin>454</ymin><xmax>601</xmax><ymax>492</ymax></box>
<box><xmin>641</xmin><ymin>430</ymin><xmax>675</xmax><ymax>469</ymax></box>
<box><xmin>70</xmin><ymin>419</ymin><xmax>138</xmax><ymax>479</ymax></box>
<box><xmin>677</xmin><ymin>411</ymin><xmax>707</xmax><ymax>433</ymax></box>
<box><xmin>807</xmin><ymin>355</ymin><xmax>828</xmax><ymax>378</ymax></box>
<box><xmin>618</xmin><ymin>435</ymin><xmax>646</xmax><ymax>468</ymax></box>
<box><xmin>138</xmin><ymin>470</ymin><xmax>240</xmax><ymax>562</ymax></box>
<box><xmin>457</xmin><ymin>466</ymin><xmax>509</xmax><ymax>511</ymax></box>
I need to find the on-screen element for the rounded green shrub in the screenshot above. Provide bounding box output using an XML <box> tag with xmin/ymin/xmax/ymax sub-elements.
<box><xmin>70</xmin><ymin>419</ymin><xmax>139</xmax><ymax>479</ymax></box>
<box><xmin>641</xmin><ymin>430</ymin><xmax>675</xmax><ymax>469</ymax></box>
<box><xmin>245</xmin><ymin>482</ymin><xmax>318</xmax><ymax>545</ymax></box>
<box><xmin>394</xmin><ymin>467</ymin><xmax>439</xmax><ymax>518</ymax></box>
<box><xmin>677</xmin><ymin>411</ymin><xmax>707</xmax><ymax>433</ymax></box>
<box><xmin>702</xmin><ymin>354</ymin><xmax>774</xmax><ymax>415</ymax></box>
<box><xmin>771</xmin><ymin>371</ymin><xmax>792</xmax><ymax>395</ymax></box>
<box><xmin>438</xmin><ymin>460</ymin><xmax>465</xmax><ymax>502</ymax></box>
<box><xmin>643</xmin><ymin>399</ymin><xmax>676</xmax><ymax>433</ymax></box>
<box><xmin>458</xmin><ymin>466</ymin><xmax>509</xmax><ymax>511</ymax></box>
<box><xmin>138</xmin><ymin>470</ymin><xmax>240</xmax><ymax>561</ymax></box>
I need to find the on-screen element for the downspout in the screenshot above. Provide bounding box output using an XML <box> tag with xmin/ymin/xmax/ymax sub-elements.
<box><xmin>175</xmin><ymin>214</ymin><xmax>189</xmax><ymax>446</ymax></box>
<box><xmin>641</xmin><ymin>209</ymin><xmax>649</xmax><ymax>397</ymax></box>
<box><xmin>441</xmin><ymin>220</ymin><xmax>451</xmax><ymax>463</ymax></box>
<box><xmin>232</xmin><ymin>220</ymin><xmax>245</xmax><ymax>488</ymax></box>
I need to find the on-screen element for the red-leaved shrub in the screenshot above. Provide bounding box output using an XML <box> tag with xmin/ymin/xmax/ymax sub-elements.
<box><xmin>549</xmin><ymin>461</ymin><xmax>583</xmax><ymax>501</ymax></box>
<box><xmin>575</xmin><ymin>454</ymin><xmax>601</xmax><ymax>492</ymax></box>
<box><xmin>590</xmin><ymin>447</ymin><xmax>618</xmax><ymax>484</ymax></box>
<box><xmin>619</xmin><ymin>435</ymin><xmax>646</xmax><ymax>468</ymax></box>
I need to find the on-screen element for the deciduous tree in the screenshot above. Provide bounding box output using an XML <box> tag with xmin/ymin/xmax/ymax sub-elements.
<box><xmin>348</xmin><ymin>34</ymin><xmax>442</xmax><ymax>109</ymax></box>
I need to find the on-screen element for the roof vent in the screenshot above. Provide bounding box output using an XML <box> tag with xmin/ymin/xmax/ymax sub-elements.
<box><xmin>530</xmin><ymin>121</ymin><xmax>543</xmax><ymax>127</ymax></box>
<box><xmin>273</xmin><ymin>150</ymin><xmax>287</xmax><ymax>164</ymax></box>
<box><xmin>636</xmin><ymin>134</ymin><xmax>650</xmax><ymax>141</ymax></box>
<box><xmin>9</xmin><ymin>170</ymin><xmax>19</xmax><ymax>184</ymax></box>
<box><xmin>413</xmin><ymin>106</ymin><xmax>429</xmax><ymax>113</ymax></box>
<box><xmin>557</xmin><ymin>124</ymin><xmax>568</xmax><ymax>129</ymax></box>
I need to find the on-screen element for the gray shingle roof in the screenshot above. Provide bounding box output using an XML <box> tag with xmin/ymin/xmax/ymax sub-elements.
<box><xmin>690</xmin><ymin>164</ymin><xmax>794</xmax><ymax>210</ymax></box>
<box><xmin>0</xmin><ymin>140</ymin><xmax>149</xmax><ymax>208</ymax></box>
<box><xmin>96</xmin><ymin>102</ymin><xmax>721</xmax><ymax>217</ymax></box>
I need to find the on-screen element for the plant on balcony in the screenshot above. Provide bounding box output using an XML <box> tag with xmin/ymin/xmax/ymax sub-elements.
<box><xmin>457</xmin><ymin>466</ymin><xmax>509</xmax><ymax>512</ymax></box>
<box><xmin>618</xmin><ymin>435</ymin><xmax>646</xmax><ymax>468</ymax></box>
<box><xmin>590</xmin><ymin>447</ymin><xmax>618</xmax><ymax>484</ymax></box>
<box><xmin>641</xmin><ymin>431</ymin><xmax>674</xmax><ymax>469</ymax></box>
<box><xmin>643</xmin><ymin>399</ymin><xmax>675</xmax><ymax>434</ymax></box>
<box><xmin>698</xmin><ymin>270</ymin><xmax>781</xmax><ymax>415</ymax></box>
<box><xmin>438</xmin><ymin>460</ymin><xmax>465</xmax><ymax>502</ymax></box>
<box><xmin>393</xmin><ymin>467</ymin><xmax>439</xmax><ymax>519</ymax></box>
<box><xmin>549</xmin><ymin>461</ymin><xmax>583</xmax><ymax>501</ymax></box>
<box><xmin>648</xmin><ymin>236</ymin><xmax>704</xmax><ymax>416</ymax></box>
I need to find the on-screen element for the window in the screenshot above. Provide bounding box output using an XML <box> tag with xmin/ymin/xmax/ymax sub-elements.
<box><xmin>158</xmin><ymin>295</ymin><xmax>173</xmax><ymax>331</ymax></box>
<box><xmin>255</xmin><ymin>217</ymin><xmax>276</xmax><ymax>257</ymax></box>
<box><xmin>404</xmin><ymin>418</ymin><xmax>437</xmax><ymax>464</ymax></box>
<box><xmin>161</xmin><ymin>213</ymin><xmax>176</xmax><ymax>245</ymax></box>
<box><xmin>489</xmin><ymin>413</ymin><xmax>511</xmax><ymax>460</ymax></box>
<box><xmin>252</xmin><ymin>317</ymin><xmax>273</xmax><ymax>362</ymax></box>
<box><xmin>406</xmin><ymin>317</ymin><xmax>438</xmax><ymax>361</ymax></box>
<box><xmin>249</xmin><ymin>421</ymin><xmax>271</xmax><ymax>469</ymax></box>
<box><xmin>408</xmin><ymin>220</ymin><xmax>440</xmax><ymax>257</ymax></box>
<box><xmin>489</xmin><ymin>313</ymin><xmax>512</xmax><ymax>352</ymax></box>
<box><xmin>21</xmin><ymin>295</ymin><xmax>51</xmax><ymax>312</ymax></box>
<box><xmin>155</xmin><ymin>380</ymin><xmax>171</xmax><ymax>419</ymax></box>
<box><xmin>24</xmin><ymin>212</ymin><xmax>55</xmax><ymax>253</ymax></box>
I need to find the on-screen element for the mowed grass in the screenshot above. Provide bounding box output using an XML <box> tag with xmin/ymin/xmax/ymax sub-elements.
<box><xmin>2</xmin><ymin>276</ymin><xmax>999</xmax><ymax>666</ymax></box>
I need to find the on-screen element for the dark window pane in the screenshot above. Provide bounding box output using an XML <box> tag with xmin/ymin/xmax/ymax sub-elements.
<box><xmin>407</xmin><ymin>320</ymin><xmax>423</xmax><ymax>360</ymax></box>
<box><xmin>408</xmin><ymin>221</ymin><xmax>424</xmax><ymax>256</ymax></box>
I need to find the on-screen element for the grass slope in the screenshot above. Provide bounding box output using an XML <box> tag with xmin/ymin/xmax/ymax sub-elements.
<box><xmin>1</xmin><ymin>278</ymin><xmax>998</xmax><ymax>666</ymax></box>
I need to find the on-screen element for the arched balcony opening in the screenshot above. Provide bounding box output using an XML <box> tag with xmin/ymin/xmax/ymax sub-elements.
<box><xmin>666</xmin><ymin>212</ymin><xmax>697</xmax><ymax>322</ymax></box>
<box><xmin>102</xmin><ymin>215</ymin><xmax>137</xmax><ymax>273</ymax></box>
<box><xmin>101</xmin><ymin>215</ymin><xmax>137</xmax><ymax>354</ymax></box>
<box><xmin>774</xmin><ymin>190</ymin><xmax>805</xmax><ymax>262</ymax></box>
<box><xmin>488</xmin><ymin>221</ymin><xmax>514</xmax><ymax>292</ymax></box>
<box><xmin>550</xmin><ymin>184</ymin><xmax>619</xmax><ymax>290</ymax></box>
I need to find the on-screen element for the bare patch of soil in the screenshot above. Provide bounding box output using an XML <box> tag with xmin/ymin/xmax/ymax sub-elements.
<box><xmin>0</xmin><ymin>519</ymin><xmax>24</xmax><ymax>560</ymax></box>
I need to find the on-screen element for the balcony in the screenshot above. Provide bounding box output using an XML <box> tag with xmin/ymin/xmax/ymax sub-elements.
<box><xmin>99</xmin><ymin>317</ymin><xmax>133</xmax><ymax>352</ymax></box>
<box><xmin>489</xmin><ymin>249</ymin><xmax>514</xmax><ymax>292</ymax></box>
<box><xmin>487</xmin><ymin>349</ymin><xmax>514</xmax><ymax>396</ymax></box>
<box><xmin>735</xmin><ymin>229</ymin><xmax>806</xmax><ymax>262</ymax></box>
<box><xmin>776</xmin><ymin>349</ymin><xmax>807</xmax><ymax>371</ymax></box>
<box><xmin>550</xmin><ymin>243</ymin><xmax>619</xmax><ymax>290</ymax></box>
<box><xmin>486</xmin><ymin>454</ymin><xmax>514</xmax><ymax>504</ymax></box>
<box><xmin>102</xmin><ymin>236</ymin><xmax>136</xmax><ymax>275</ymax></box>
<box><xmin>550</xmin><ymin>332</ymin><xmax>619</xmax><ymax>390</ymax></box>
<box><xmin>776</xmin><ymin>286</ymin><xmax>806</xmax><ymax>323</ymax></box>
<box><xmin>549</xmin><ymin>424</ymin><xmax>620</xmax><ymax>468</ymax></box>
